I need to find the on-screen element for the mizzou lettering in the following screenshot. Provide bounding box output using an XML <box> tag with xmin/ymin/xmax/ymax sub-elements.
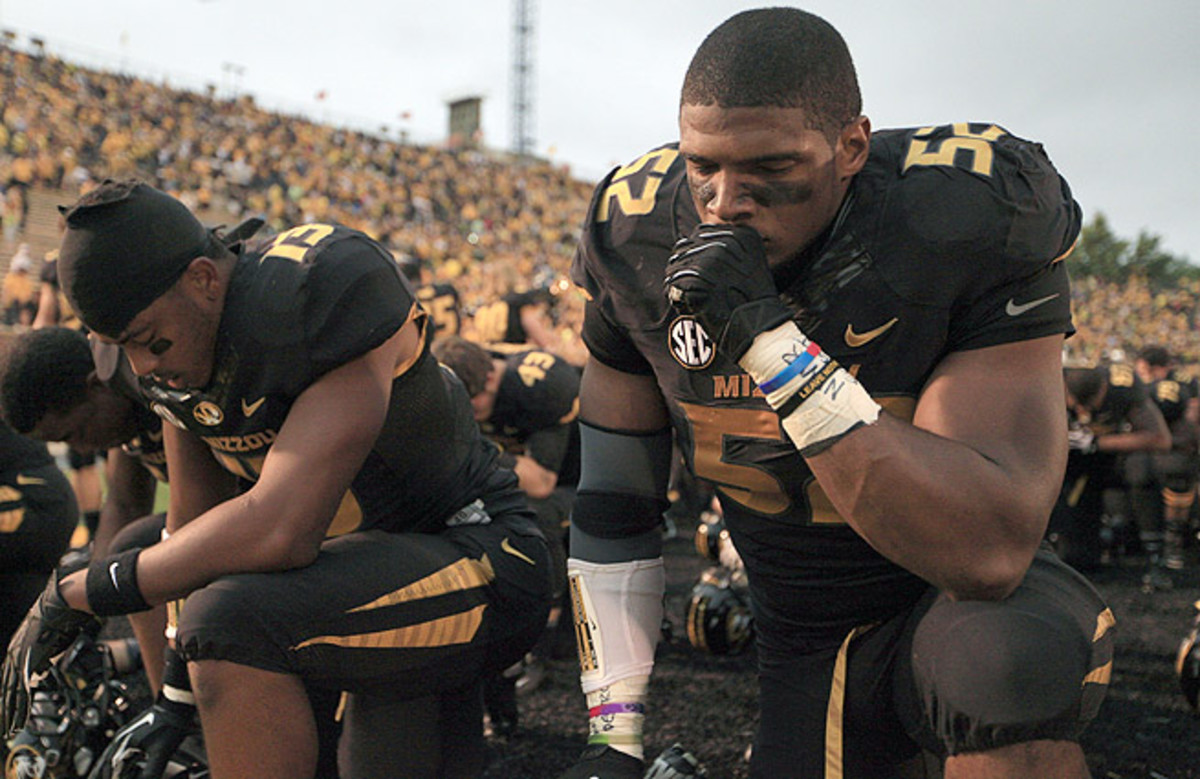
<box><xmin>201</xmin><ymin>429</ymin><xmax>278</xmax><ymax>453</ymax></box>
<box><xmin>712</xmin><ymin>374</ymin><xmax>765</xmax><ymax>400</ymax></box>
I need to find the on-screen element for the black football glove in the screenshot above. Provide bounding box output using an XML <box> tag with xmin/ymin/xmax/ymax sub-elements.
<box><xmin>86</xmin><ymin>694</ymin><xmax>199</xmax><ymax>779</ymax></box>
<box><xmin>1</xmin><ymin>569</ymin><xmax>101</xmax><ymax>739</ymax></box>
<box><xmin>663</xmin><ymin>224</ymin><xmax>793</xmax><ymax>362</ymax></box>
<box><xmin>558</xmin><ymin>744</ymin><xmax>645</xmax><ymax>779</ymax></box>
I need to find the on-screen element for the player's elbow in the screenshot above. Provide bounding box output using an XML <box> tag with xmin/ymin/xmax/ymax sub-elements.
<box><xmin>948</xmin><ymin>554</ymin><xmax>1030</xmax><ymax>601</ymax></box>
<box><xmin>948</xmin><ymin>528</ymin><xmax>1042</xmax><ymax>602</ymax></box>
<box><xmin>260</xmin><ymin>527</ymin><xmax>323</xmax><ymax>570</ymax></box>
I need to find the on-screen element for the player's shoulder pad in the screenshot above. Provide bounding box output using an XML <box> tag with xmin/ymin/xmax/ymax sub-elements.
<box><xmin>858</xmin><ymin>123</ymin><xmax>1081</xmax><ymax>305</ymax></box>
<box><xmin>243</xmin><ymin>223</ymin><xmax>409</xmax><ymax>348</ymax></box>
<box><xmin>570</xmin><ymin>143</ymin><xmax>696</xmax><ymax>309</ymax></box>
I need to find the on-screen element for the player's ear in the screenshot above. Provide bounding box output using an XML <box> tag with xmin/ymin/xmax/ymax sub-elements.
<box><xmin>181</xmin><ymin>256</ymin><xmax>223</xmax><ymax>302</ymax></box>
<box><xmin>835</xmin><ymin>116</ymin><xmax>870</xmax><ymax>181</ymax></box>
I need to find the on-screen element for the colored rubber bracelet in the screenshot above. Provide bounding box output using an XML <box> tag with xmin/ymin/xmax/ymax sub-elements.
<box><xmin>756</xmin><ymin>341</ymin><xmax>823</xmax><ymax>394</ymax></box>
<box><xmin>589</xmin><ymin>702</ymin><xmax>646</xmax><ymax>717</ymax></box>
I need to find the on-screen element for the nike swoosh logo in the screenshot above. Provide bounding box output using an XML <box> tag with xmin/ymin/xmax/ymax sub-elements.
<box><xmin>242</xmin><ymin>396</ymin><xmax>266</xmax><ymax>417</ymax></box>
<box><xmin>844</xmin><ymin>317</ymin><xmax>898</xmax><ymax>348</ymax></box>
<box><xmin>1006</xmin><ymin>293</ymin><xmax>1060</xmax><ymax>316</ymax></box>
<box><xmin>109</xmin><ymin>562</ymin><xmax>121</xmax><ymax>590</ymax></box>
<box><xmin>500</xmin><ymin>537</ymin><xmax>536</xmax><ymax>566</ymax></box>
<box><xmin>15</xmin><ymin>474</ymin><xmax>46</xmax><ymax>486</ymax></box>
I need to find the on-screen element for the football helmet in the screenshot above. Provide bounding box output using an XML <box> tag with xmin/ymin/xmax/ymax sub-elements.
<box><xmin>4</xmin><ymin>634</ymin><xmax>134</xmax><ymax>779</ymax></box>
<box><xmin>1176</xmin><ymin>599</ymin><xmax>1200</xmax><ymax>710</ymax></box>
<box><xmin>685</xmin><ymin>566</ymin><xmax>754</xmax><ymax>656</ymax></box>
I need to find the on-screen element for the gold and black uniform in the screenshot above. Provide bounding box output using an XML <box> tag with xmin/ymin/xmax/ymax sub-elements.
<box><xmin>0</xmin><ymin>421</ymin><xmax>78</xmax><ymax>648</ymax></box>
<box><xmin>572</xmin><ymin>125</ymin><xmax>1112</xmax><ymax>774</ymax></box>
<box><xmin>416</xmin><ymin>281</ymin><xmax>462</xmax><ymax>339</ymax></box>
<box><xmin>138</xmin><ymin>224</ymin><xmax>551</xmax><ymax>694</ymax></box>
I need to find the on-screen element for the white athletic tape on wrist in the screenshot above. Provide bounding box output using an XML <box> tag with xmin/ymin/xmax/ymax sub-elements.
<box><xmin>161</xmin><ymin>683</ymin><xmax>196</xmax><ymax>707</ymax></box>
<box><xmin>566</xmin><ymin>557</ymin><xmax>664</xmax><ymax>694</ymax></box>
<box><xmin>740</xmin><ymin>321</ymin><xmax>880</xmax><ymax>452</ymax></box>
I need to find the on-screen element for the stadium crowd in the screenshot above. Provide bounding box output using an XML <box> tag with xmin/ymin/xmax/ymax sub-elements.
<box><xmin>0</xmin><ymin>43</ymin><xmax>592</xmax><ymax>355</ymax></box>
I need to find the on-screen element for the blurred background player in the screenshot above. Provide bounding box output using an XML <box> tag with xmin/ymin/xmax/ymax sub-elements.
<box><xmin>432</xmin><ymin>333</ymin><xmax>580</xmax><ymax>735</ymax></box>
<box><xmin>397</xmin><ymin>251</ymin><xmax>462</xmax><ymax>341</ymax></box>
<box><xmin>1053</xmin><ymin>362</ymin><xmax>1171</xmax><ymax>571</ymax></box>
<box><xmin>1127</xmin><ymin>345</ymin><xmax>1200</xmax><ymax>589</ymax></box>
<box><xmin>0</xmin><ymin>418</ymin><xmax>77</xmax><ymax>650</ymax></box>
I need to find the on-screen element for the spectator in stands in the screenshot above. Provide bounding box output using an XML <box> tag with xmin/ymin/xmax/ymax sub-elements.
<box><xmin>1</xmin><ymin>243</ymin><xmax>36</xmax><ymax>326</ymax></box>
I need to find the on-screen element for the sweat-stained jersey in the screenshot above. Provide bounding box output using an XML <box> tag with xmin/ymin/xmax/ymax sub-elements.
<box><xmin>572</xmin><ymin>123</ymin><xmax>1081</xmax><ymax>638</ymax></box>
<box><xmin>139</xmin><ymin>223</ymin><xmax>526</xmax><ymax>535</ymax></box>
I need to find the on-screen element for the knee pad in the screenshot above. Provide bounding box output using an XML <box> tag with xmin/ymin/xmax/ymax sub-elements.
<box><xmin>910</xmin><ymin>602</ymin><xmax>1094</xmax><ymax>753</ymax></box>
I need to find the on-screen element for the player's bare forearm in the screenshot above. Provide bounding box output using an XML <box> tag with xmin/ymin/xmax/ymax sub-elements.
<box><xmin>807</xmin><ymin>336</ymin><xmax>1067</xmax><ymax>600</ymax></box>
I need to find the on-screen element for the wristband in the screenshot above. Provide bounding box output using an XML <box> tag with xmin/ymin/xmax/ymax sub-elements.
<box><xmin>739</xmin><ymin>321</ymin><xmax>880</xmax><ymax>454</ymax></box>
<box><xmin>86</xmin><ymin>548</ymin><xmax>151</xmax><ymax>616</ymax></box>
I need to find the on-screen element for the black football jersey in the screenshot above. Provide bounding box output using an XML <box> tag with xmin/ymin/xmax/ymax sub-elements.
<box><xmin>1069</xmin><ymin>363</ymin><xmax>1144</xmax><ymax>435</ymax></box>
<box><xmin>474</xmin><ymin>291</ymin><xmax>549</xmax><ymax>346</ymax></box>
<box><xmin>1148</xmin><ymin>374</ymin><xmax>1192</xmax><ymax>426</ymax></box>
<box><xmin>139</xmin><ymin>224</ymin><xmax>522</xmax><ymax>535</ymax></box>
<box><xmin>486</xmin><ymin>349</ymin><xmax>581</xmax><ymax>486</ymax></box>
<box><xmin>0</xmin><ymin>420</ymin><xmax>54</xmax><ymax>474</ymax></box>
<box><xmin>416</xmin><ymin>281</ymin><xmax>462</xmax><ymax>338</ymax></box>
<box><xmin>571</xmin><ymin>124</ymin><xmax>1080</xmax><ymax>637</ymax></box>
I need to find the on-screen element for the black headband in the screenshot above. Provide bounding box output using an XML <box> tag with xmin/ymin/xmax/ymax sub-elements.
<box><xmin>57</xmin><ymin>181</ymin><xmax>213</xmax><ymax>337</ymax></box>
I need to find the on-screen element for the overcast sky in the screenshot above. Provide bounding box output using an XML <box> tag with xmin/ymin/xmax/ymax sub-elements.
<box><xmin>2</xmin><ymin>0</ymin><xmax>1196</xmax><ymax>261</ymax></box>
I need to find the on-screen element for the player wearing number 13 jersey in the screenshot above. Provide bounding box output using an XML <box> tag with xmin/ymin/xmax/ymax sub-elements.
<box><xmin>28</xmin><ymin>180</ymin><xmax>553</xmax><ymax>778</ymax></box>
<box><xmin>560</xmin><ymin>9</ymin><xmax>1113</xmax><ymax>779</ymax></box>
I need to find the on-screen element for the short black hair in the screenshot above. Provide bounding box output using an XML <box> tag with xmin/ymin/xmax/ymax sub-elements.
<box><xmin>0</xmin><ymin>327</ymin><xmax>94</xmax><ymax>434</ymax></box>
<box><xmin>681</xmin><ymin>7</ymin><xmax>861</xmax><ymax>140</ymax></box>
<box><xmin>430</xmin><ymin>335</ymin><xmax>493</xmax><ymax>398</ymax></box>
<box><xmin>1139</xmin><ymin>345</ymin><xmax>1172</xmax><ymax>368</ymax></box>
<box><xmin>1064</xmin><ymin>366</ymin><xmax>1108</xmax><ymax>408</ymax></box>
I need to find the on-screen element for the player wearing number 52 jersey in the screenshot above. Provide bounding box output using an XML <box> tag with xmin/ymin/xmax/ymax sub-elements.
<box><xmin>5</xmin><ymin>180</ymin><xmax>553</xmax><ymax>779</ymax></box>
<box><xmin>577</xmin><ymin>129</ymin><xmax>1083</xmax><ymax>631</ymax></box>
<box><xmin>561</xmin><ymin>9</ymin><xmax>1113</xmax><ymax>779</ymax></box>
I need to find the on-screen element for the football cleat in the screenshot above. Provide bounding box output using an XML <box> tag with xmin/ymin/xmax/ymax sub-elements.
<box><xmin>685</xmin><ymin>567</ymin><xmax>754</xmax><ymax>656</ymax></box>
<box><xmin>1177</xmin><ymin>599</ymin><xmax>1200</xmax><ymax>710</ymax></box>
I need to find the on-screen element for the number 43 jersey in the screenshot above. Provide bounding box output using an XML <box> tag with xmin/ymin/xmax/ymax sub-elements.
<box><xmin>572</xmin><ymin>124</ymin><xmax>1082</xmax><ymax>638</ymax></box>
